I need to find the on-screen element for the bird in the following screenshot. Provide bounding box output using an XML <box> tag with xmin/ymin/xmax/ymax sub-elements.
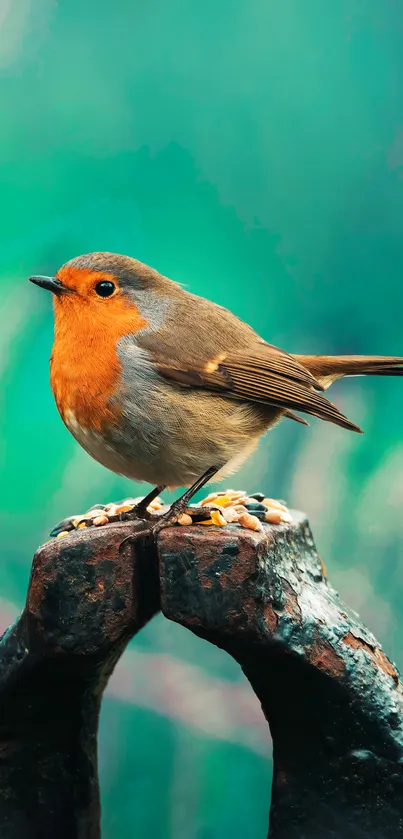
<box><xmin>29</xmin><ymin>251</ymin><xmax>403</xmax><ymax>521</ymax></box>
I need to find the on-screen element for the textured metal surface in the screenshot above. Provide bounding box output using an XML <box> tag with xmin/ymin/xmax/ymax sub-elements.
<box><xmin>0</xmin><ymin>512</ymin><xmax>402</xmax><ymax>838</ymax></box>
<box><xmin>0</xmin><ymin>523</ymin><xmax>159</xmax><ymax>839</ymax></box>
<box><xmin>158</xmin><ymin>512</ymin><xmax>403</xmax><ymax>839</ymax></box>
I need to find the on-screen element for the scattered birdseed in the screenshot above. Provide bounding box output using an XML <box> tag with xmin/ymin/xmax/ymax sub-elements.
<box><xmin>264</xmin><ymin>509</ymin><xmax>284</xmax><ymax>524</ymax></box>
<box><xmin>105</xmin><ymin>504</ymin><xmax>119</xmax><ymax>516</ymax></box>
<box><xmin>221</xmin><ymin>506</ymin><xmax>239</xmax><ymax>523</ymax></box>
<box><xmin>233</xmin><ymin>504</ymin><xmax>248</xmax><ymax>514</ymax></box>
<box><xmin>212</xmin><ymin>495</ymin><xmax>232</xmax><ymax>507</ymax></box>
<box><xmin>263</xmin><ymin>498</ymin><xmax>288</xmax><ymax>511</ymax></box>
<box><xmin>201</xmin><ymin>495</ymin><xmax>218</xmax><ymax>507</ymax></box>
<box><xmin>265</xmin><ymin>509</ymin><xmax>293</xmax><ymax>524</ymax></box>
<box><xmin>93</xmin><ymin>515</ymin><xmax>109</xmax><ymax>526</ymax></box>
<box><xmin>83</xmin><ymin>509</ymin><xmax>105</xmax><ymax>519</ymax></box>
<box><xmin>177</xmin><ymin>513</ymin><xmax>193</xmax><ymax>526</ymax></box>
<box><xmin>192</xmin><ymin>489</ymin><xmax>292</xmax><ymax>531</ymax></box>
<box><xmin>114</xmin><ymin>503</ymin><xmax>135</xmax><ymax>514</ymax></box>
<box><xmin>210</xmin><ymin>510</ymin><xmax>227</xmax><ymax>526</ymax></box>
<box><xmin>244</xmin><ymin>501</ymin><xmax>267</xmax><ymax>512</ymax></box>
<box><xmin>51</xmin><ymin>487</ymin><xmax>293</xmax><ymax>537</ymax></box>
<box><xmin>148</xmin><ymin>497</ymin><xmax>163</xmax><ymax>510</ymax></box>
<box><xmin>238</xmin><ymin>512</ymin><xmax>263</xmax><ymax>532</ymax></box>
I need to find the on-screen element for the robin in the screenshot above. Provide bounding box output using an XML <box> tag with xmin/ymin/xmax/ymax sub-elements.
<box><xmin>29</xmin><ymin>251</ymin><xmax>403</xmax><ymax>525</ymax></box>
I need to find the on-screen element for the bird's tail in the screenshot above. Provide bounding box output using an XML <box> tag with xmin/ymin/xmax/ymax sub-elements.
<box><xmin>294</xmin><ymin>355</ymin><xmax>403</xmax><ymax>391</ymax></box>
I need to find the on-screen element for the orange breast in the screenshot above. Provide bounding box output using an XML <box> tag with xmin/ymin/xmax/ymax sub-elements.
<box><xmin>50</xmin><ymin>287</ymin><xmax>148</xmax><ymax>433</ymax></box>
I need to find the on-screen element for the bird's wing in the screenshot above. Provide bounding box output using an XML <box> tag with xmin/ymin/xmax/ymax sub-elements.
<box><xmin>154</xmin><ymin>343</ymin><xmax>362</xmax><ymax>432</ymax></box>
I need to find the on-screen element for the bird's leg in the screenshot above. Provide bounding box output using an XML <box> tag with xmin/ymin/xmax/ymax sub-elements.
<box><xmin>131</xmin><ymin>484</ymin><xmax>166</xmax><ymax>520</ymax></box>
<box><xmin>48</xmin><ymin>490</ymin><xmax>165</xmax><ymax>538</ymax></box>
<box><xmin>150</xmin><ymin>465</ymin><xmax>219</xmax><ymax>533</ymax></box>
<box><xmin>118</xmin><ymin>466</ymin><xmax>219</xmax><ymax>552</ymax></box>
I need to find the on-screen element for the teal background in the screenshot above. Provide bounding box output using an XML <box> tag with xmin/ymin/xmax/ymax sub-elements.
<box><xmin>1</xmin><ymin>1</ymin><xmax>403</xmax><ymax>836</ymax></box>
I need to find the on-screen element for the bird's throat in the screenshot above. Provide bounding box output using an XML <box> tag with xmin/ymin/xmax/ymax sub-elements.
<box><xmin>50</xmin><ymin>299</ymin><xmax>147</xmax><ymax>432</ymax></box>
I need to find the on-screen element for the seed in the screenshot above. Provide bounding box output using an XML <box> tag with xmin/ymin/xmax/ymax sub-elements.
<box><xmin>234</xmin><ymin>505</ymin><xmax>248</xmax><ymax>514</ymax></box>
<box><xmin>245</xmin><ymin>502</ymin><xmax>268</xmax><ymax>512</ymax></box>
<box><xmin>222</xmin><ymin>507</ymin><xmax>239</xmax><ymax>523</ymax></box>
<box><xmin>264</xmin><ymin>509</ymin><xmax>283</xmax><ymax>524</ymax></box>
<box><xmin>211</xmin><ymin>510</ymin><xmax>227</xmax><ymax>526</ymax></box>
<box><xmin>198</xmin><ymin>518</ymin><xmax>214</xmax><ymax>525</ymax></box>
<box><xmin>177</xmin><ymin>513</ymin><xmax>193</xmax><ymax>526</ymax></box>
<box><xmin>238</xmin><ymin>513</ymin><xmax>263</xmax><ymax>532</ymax></box>
<box><xmin>77</xmin><ymin>522</ymin><xmax>87</xmax><ymax>529</ymax></box>
<box><xmin>201</xmin><ymin>493</ymin><xmax>219</xmax><ymax>506</ymax></box>
<box><xmin>56</xmin><ymin>530</ymin><xmax>69</xmax><ymax>539</ymax></box>
<box><xmin>114</xmin><ymin>504</ymin><xmax>134</xmax><ymax>514</ymax></box>
<box><xmin>263</xmin><ymin>498</ymin><xmax>288</xmax><ymax>511</ymax></box>
<box><xmin>148</xmin><ymin>498</ymin><xmax>163</xmax><ymax>510</ymax></box>
<box><xmin>213</xmin><ymin>495</ymin><xmax>232</xmax><ymax>507</ymax></box>
<box><xmin>93</xmin><ymin>515</ymin><xmax>109</xmax><ymax>526</ymax></box>
<box><xmin>106</xmin><ymin>504</ymin><xmax>119</xmax><ymax>516</ymax></box>
<box><xmin>250</xmin><ymin>492</ymin><xmax>265</xmax><ymax>502</ymax></box>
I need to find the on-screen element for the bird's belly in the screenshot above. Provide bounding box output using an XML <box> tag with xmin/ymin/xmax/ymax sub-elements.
<box><xmin>63</xmin><ymin>390</ymin><xmax>278</xmax><ymax>489</ymax></box>
<box><xmin>63</xmin><ymin>409</ymin><xmax>135</xmax><ymax>477</ymax></box>
<box><xmin>107</xmin><ymin>389</ymin><xmax>276</xmax><ymax>487</ymax></box>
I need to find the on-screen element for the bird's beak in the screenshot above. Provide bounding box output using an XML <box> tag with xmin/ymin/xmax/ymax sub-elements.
<box><xmin>29</xmin><ymin>275</ymin><xmax>72</xmax><ymax>295</ymax></box>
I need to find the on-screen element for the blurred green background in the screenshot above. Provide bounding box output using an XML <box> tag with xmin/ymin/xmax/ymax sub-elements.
<box><xmin>1</xmin><ymin>0</ymin><xmax>403</xmax><ymax>836</ymax></box>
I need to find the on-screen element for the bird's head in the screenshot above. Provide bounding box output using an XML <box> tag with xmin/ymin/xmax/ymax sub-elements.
<box><xmin>29</xmin><ymin>251</ymin><xmax>179</xmax><ymax>335</ymax></box>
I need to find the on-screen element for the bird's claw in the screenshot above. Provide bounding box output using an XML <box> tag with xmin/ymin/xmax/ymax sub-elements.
<box><xmin>50</xmin><ymin>489</ymin><xmax>294</xmax><ymax>542</ymax></box>
<box><xmin>50</xmin><ymin>496</ymin><xmax>164</xmax><ymax>538</ymax></box>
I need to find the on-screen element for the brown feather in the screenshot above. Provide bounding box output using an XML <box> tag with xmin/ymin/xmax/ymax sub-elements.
<box><xmin>283</xmin><ymin>410</ymin><xmax>310</xmax><ymax>426</ymax></box>
<box><xmin>155</xmin><ymin>348</ymin><xmax>363</xmax><ymax>433</ymax></box>
<box><xmin>140</xmin><ymin>288</ymin><xmax>402</xmax><ymax>436</ymax></box>
<box><xmin>294</xmin><ymin>355</ymin><xmax>403</xmax><ymax>389</ymax></box>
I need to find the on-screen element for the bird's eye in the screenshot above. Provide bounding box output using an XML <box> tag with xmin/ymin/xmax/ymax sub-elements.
<box><xmin>94</xmin><ymin>280</ymin><xmax>116</xmax><ymax>298</ymax></box>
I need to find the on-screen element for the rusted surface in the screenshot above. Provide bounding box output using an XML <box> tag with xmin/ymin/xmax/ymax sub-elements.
<box><xmin>264</xmin><ymin>603</ymin><xmax>278</xmax><ymax>633</ymax></box>
<box><xmin>0</xmin><ymin>510</ymin><xmax>403</xmax><ymax>838</ymax></box>
<box><xmin>343</xmin><ymin>631</ymin><xmax>399</xmax><ymax>683</ymax></box>
<box><xmin>280</xmin><ymin>579</ymin><xmax>302</xmax><ymax>624</ymax></box>
<box><xmin>308</xmin><ymin>639</ymin><xmax>345</xmax><ymax>678</ymax></box>
<box><xmin>0</xmin><ymin>522</ymin><xmax>160</xmax><ymax>839</ymax></box>
<box><xmin>158</xmin><ymin>511</ymin><xmax>403</xmax><ymax>839</ymax></box>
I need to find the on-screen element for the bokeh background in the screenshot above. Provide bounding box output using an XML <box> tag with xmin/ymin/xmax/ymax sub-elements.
<box><xmin>1</xmin><ymin>0</ymin><xmax>403</xmax><ymax>835</ymax></box>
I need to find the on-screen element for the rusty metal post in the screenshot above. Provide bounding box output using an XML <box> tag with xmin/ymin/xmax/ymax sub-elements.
<box><xmin>0</xmin><ymin>526</ymin><xmax>159</xmax><ymax>839</ymax></box>
<box><xmin>1</xmin><ymin>512</ymin><xmax>402</xmax><ymax>838</ymax></box>
<box><xmin>158</xmin><ymin>512</ymin><xmax>403</xmax><ymax>839</ymax></box>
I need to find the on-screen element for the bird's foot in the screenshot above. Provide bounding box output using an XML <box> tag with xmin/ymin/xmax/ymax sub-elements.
<box><xmin>49</xmin><ymin>495</ymin><xmax>164</xmax><ymax>538</ymax></box>
<box><xmin>130</xmin><ymin>484</ymin><xmax>166</xmax><ymax>520</ymax></box>
<box><xmin>149</xmin><ymin>465</ymin><xmax>220</xmax><ymax>534</ymax></box>
<box><xmin>50</xmin><ymin>485</ymin><xmax>293</xmax><ymax>542</ymax></box>
<box><xmin>118</xmin><ymin>466</ymin><xmax>220</xmax><ymax>551</ymax></box>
